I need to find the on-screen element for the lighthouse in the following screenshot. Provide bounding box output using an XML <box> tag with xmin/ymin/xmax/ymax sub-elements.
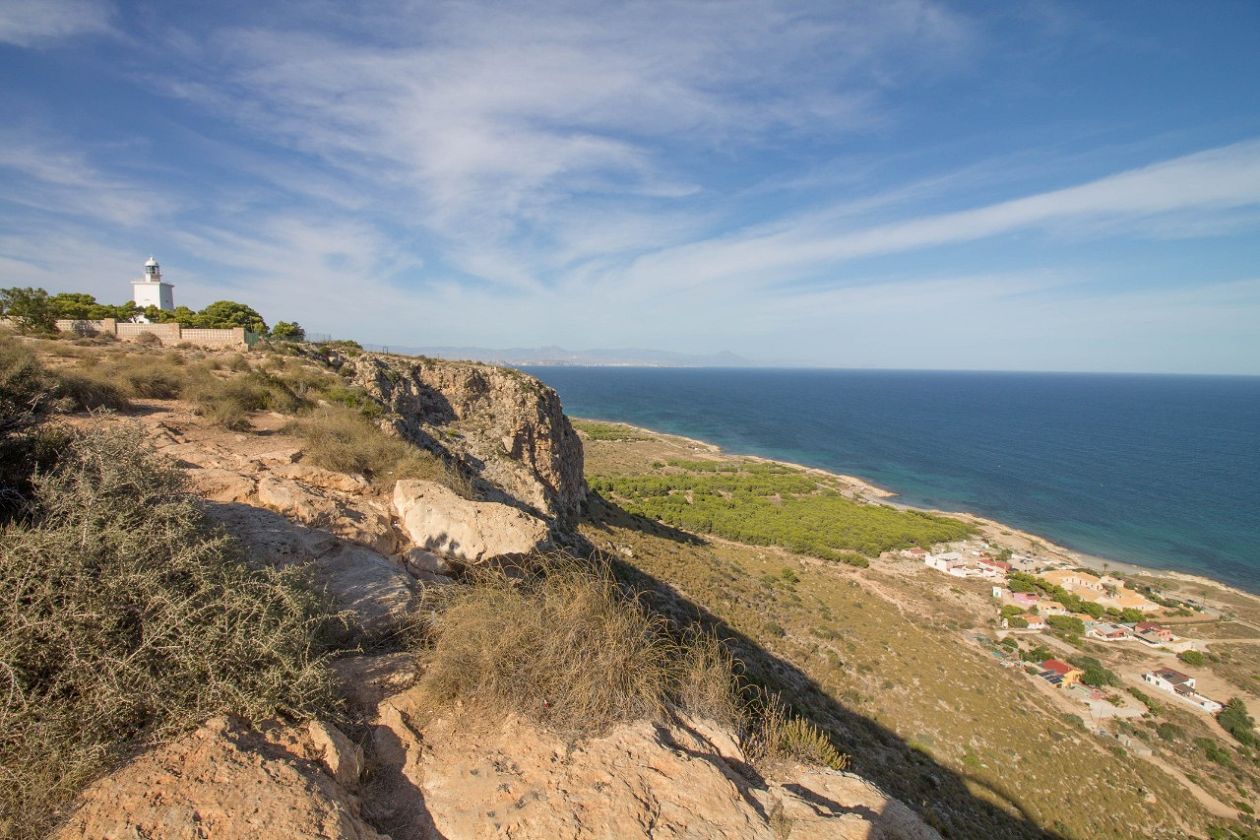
<box><xmin>132</xmin><ymin>256</ymin><xmax>175</xmax><ymax>311</ymax></box>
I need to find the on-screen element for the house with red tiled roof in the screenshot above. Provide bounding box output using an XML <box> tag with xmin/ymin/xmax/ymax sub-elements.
<box><xmin>1040</xmin><ymin>659</ymin><xmax>1083</xmax><ymax>688</ymax></box>
<box><xmin>1135</xmin><ymin>622</ymin><xmax>1175</xmax><ymax>645</ymax></box>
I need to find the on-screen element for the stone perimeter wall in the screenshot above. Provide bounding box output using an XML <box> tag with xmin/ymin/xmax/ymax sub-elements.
<box><xmin>52</xmin><ymin>319</ymin><xmax>259</xmax><ymax>349</ymax></box>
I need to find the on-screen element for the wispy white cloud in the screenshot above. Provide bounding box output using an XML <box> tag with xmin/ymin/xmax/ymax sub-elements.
<box><xmin>0</xmin><ymin>0</ymin><xmax>114</xmax><ymax>47</ymax></box>
<box><xmin>156</xmin><ymin>0</ymin><xmax>974</xmax><ymax>289</ymax></box>
<box><xmin>0</xmin><ymin>130</ymin><xmax>183</xmax><ymax>226</ymax></box>
<box><xmin>615</xmin><ymin>139</ymin><xmax>1260</xmax><ymax>297</ymax></box>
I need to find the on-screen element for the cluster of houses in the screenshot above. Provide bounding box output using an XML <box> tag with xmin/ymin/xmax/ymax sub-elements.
<box><xmin>1142</xmin><ymin>668</ymin><xmax>1223</xmax><ymax>713</ymax></box>
<box><xmin>1039</xmin><ymin>569</ymin><xmax>1159</xmax><ymax>614</ymax></box>
<box><xmin>914</xmin><ymin>547</ymin><xmax>1012</xmax><ymax>579</ymax></box>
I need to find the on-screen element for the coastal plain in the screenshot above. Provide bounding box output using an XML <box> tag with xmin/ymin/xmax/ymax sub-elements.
<box><xmin>576</xmin><ymin>418</ymin><xmax>1260</xmax><ymax>840</ymax></box>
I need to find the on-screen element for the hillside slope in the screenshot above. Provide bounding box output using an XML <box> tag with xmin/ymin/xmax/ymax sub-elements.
<box><xmin>2</xmin><ymin>335</ymin><xmax>937</xmax><ymax>840</ymax></box>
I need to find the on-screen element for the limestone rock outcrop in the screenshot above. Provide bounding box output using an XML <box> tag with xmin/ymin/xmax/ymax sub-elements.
<box><xmin>53</xmin><ymin>717</ymin><xmax>384</xmax><ymax>840</ymax></box>
<box><xmin>206</xmin><ymin>501</ymin><xmax>417</xmax><ymax>638</ymax></box>
<box><xmin>393</xmin><ymin>479</ymin><xmax>552</xmax><ymax>563</ymax></box>
<box><xmin>362</xmin><ymin>685</ymin><xmax>941</xmax><ymax>840</ymax></box>
<box><xmin>350</xmin><ymin>354</ymin><xmax>586</xmax><ymax>520</ymax></box>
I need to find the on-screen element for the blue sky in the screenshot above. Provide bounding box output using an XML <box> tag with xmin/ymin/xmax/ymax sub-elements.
<box><xmin>2</xmin><ymin>1</ymin><xmax>1259</xmax><ymax>373</ymax></box>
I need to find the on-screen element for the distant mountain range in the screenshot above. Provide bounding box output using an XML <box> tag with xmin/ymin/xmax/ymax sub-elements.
<box><xmin>362</xmin><ymin>344</ymin><xmax>757</xmax><ymax>367</ymax></box>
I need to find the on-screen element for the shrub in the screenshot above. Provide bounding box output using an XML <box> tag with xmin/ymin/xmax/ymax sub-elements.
<box><xmin>415</xmin><ymin>558</ymin><xmax>738</xmax><ymax>738</ymax></box>
<box><xmin>50</xmin><ymin>370</ymin><xmax>130</xmax><ymax>411</ymax></box>
<box><xmin>287</xmin><ymin>405</ymin><xmax>470</xmax><ymax>493</ymax></box>
<box><xmin>1196</xmin><ymin>737</ymin><xmax>1233</xmax><ymax>766</ymax></box>
<box><xmin>1179</xmin><ymin>649</ymin><xmax>1207</xmax><ymax>667</ymax></box>
<box><xmin>102</xmin><ymin>355</ymin><xmax>188</xmax><ymax>399</ymax></box>
<box><xmin>744</xmin><ymin>692</ymin><xmax>848</xmax><ymax>771</ymax></box>
<box><xmin>186</xmin><ymin>371</ymin><xmax>305</xmax><ymax>430</ymax></box>
<box><xmin>1218</xmin><ymin>697</ymin><xmax>1257</xmax><ymax>748</ymax></box>
<box><xmin>0</xmin><ymin>426</ymin><xmax>336</xmax><ymax>839</ymax></box>
<box><xmin>133</xmin><ymin>331</ymin><xmax>163</xmax><ymax>346</ymax></box>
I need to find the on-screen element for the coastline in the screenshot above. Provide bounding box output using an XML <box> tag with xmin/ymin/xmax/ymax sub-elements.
<box><xmin>575</xmin><ymin>415</ymin><xmax>1260</xmax><ymax>607</ymax></box>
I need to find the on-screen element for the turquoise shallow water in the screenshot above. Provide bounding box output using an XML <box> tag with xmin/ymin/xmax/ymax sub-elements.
<box><xmin>523</xmin><ymin>368</ymin><xmax>1260</xmax><ymax>593</ymax></box>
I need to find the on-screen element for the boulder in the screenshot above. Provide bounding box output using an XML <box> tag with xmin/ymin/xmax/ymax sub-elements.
<box><xmin>312</xmin><ymin>544</ymin><xmax>418</xmax><ymax>636</ymax></box>
<box><xmin>53</xmin><ymin>717</ymin><xmax>384</xmax><ymax>840</ymax></box>
<box><xmin>392</xmin><ymin>479</ymin><xmax>551</xmax><ymax>563</ymax></box>
<box><xmin>204</xmin><ymin>503</ymin><xmax>417</xmax><ymax>638</ymax></box>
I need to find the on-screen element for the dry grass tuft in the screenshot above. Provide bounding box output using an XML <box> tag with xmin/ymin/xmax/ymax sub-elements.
<box><xmin>416</xmin><ymin>557</ymin><xmax>739</xmax><ymax>738</ymax></box>
<box><xmin>0</xmin><ymin>425</ymin><xmax>338</xmax><ymax>840</ymax></box>
<box><xmin>287</xmin><ymin>404</ymin><xmax>471</xmax><ymax>492</ymax></box>
<box><xmin>50</xmin><ymin>370</ymin><xmax>131</xmax><ymax>410</ymax></box>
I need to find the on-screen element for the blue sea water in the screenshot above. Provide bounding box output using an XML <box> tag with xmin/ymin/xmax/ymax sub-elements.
<box><xmin>523</xmin><ymin>368</ymin><xmax>1260</xmax><ymax>593</ymax></box>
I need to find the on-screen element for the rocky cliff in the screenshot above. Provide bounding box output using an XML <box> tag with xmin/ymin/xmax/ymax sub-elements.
<box><xmin>30</xmin><ymin>342</ymin><xmax>936</xmax><ymax>840</ymax></box>
<box><xmin>347</xmin><ymin>353</ymin><xmax>586</xmax><ymax>521</ymax></box>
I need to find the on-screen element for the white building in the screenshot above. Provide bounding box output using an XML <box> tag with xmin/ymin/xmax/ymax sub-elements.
<box><xmin>132</xmin><ymin>256</ymin><xmax>174</xmax><ymax>312</ymax></box>
<box><xmin>1142</xmin><ymin>668</ymin><xmax>1222</xmax><ymax>713</ymax></box>
<box><xmin>925</xmin><ymin>552</ymin><xmax>997</xmax><ymax>579</ymax></box>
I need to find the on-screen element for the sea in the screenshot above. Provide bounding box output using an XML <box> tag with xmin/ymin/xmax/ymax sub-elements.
<box><xmin>522</xmin><ymin>367</ymin><xmax>1260</xmax><ymax>593</ymax></box>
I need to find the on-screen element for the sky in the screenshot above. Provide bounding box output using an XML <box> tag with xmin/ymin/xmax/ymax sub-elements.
<box><xmin>2</xmin><ymin>1</ymin><xmax>1259</xmax><ymax>373</ymax></box>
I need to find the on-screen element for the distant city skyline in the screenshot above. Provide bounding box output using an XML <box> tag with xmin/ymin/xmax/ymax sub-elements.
<box><xmin>2</xmin><ymin>1</ymin><xmax>1259</xmax><ymax>374</ymax></box>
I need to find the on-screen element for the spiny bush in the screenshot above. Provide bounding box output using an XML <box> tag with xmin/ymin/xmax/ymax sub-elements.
<box><xmin>287</xmin><ymin>404</ymin><xmax>470</xmax><ymax>493</ymax></box>
<box><xmin>415</xmin><ymin>558</ymin><xmax>740</xmax><ymax>738</ymax></box>
<box><xmin>0</xmin><ymin>425</ymin><xmax>338</xmax><ymax>839</ymax></box>
<box><xmin>742</xmin><ymin>692</ymin><xmax>848</xmax><ymax>771</ymax></box>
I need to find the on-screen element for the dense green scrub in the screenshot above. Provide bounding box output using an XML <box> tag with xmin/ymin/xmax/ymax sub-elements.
<box><xmin>591</xmin><ymin>461</ymin><xmax>973</xmax><ymax>562</ymax></box>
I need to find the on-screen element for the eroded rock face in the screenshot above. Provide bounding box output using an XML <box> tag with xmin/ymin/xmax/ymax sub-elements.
<box><xmin>53</xmin><ymin>717</ymin><xmax>384</xmax><ymax>840</ymax></box>
<box><xmin>366</xmin><ymin>686</ymin><xmax>941</xmax><ymax>840</ymax></box>
<box><xmin>393</xmin><ymin>479</ymin><xmax>552</xmax><ymax>563</ymax></box>
<box><xmin>351</xmin><ymin>355</ymin><xmax>586</xmax><ymax>520</ymax></box>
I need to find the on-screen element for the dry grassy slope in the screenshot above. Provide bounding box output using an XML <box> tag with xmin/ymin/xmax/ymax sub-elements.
<box><xmin>580</xmin><ymin>430</ymin><xmax>1222</xmax><ymax>840</ymax></box>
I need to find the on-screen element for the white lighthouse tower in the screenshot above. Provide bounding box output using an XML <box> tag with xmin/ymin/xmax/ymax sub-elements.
<box><xmin>132</xmin><ymin>256</ymin><xmax>175</xmax><ymax>312</ymax></box>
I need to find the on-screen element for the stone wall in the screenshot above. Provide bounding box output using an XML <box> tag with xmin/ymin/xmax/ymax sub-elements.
<box><xmin>116</xmin><ymin>322</ymin><xmax>182</xmax><ymax>343</ymax></box>
<box><xmin>54</xmin><ymin>320</ymin><xmax>259</xmax><ymax>349</ymax></box>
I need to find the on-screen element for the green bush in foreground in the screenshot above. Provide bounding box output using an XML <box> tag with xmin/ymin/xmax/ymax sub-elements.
<box><xmin>0</xmin><ymin>426</ymin><xmax>337</xmax><ymax>840</ymax></box>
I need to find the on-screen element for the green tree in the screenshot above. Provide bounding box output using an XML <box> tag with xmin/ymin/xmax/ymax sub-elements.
<box><xmin>1217</xmin><ymin>697</ymin><xmax>1256</xmax><ymax>747</ymax></box>
<box><xmin>1120</xmin><ymin>608</ymin><xmax>1145</xmax><ymax>623</ymax></box>
<box><xmin>1047</xmin><ymin>615</ymin><xmax>1085</xmax><ymax>635</ymax></box>
<box><xmin>47</xmin><ymin>292</ymin><xmax>99</xmax><ymax>320</ymax></box>
<box><xmin>1079</xmin><ymin>601</ymin><xmax>1105</xmax><ymax>619</ymax></box>
<box><xmin>0</xmin><ymin>288</ymin><xmax>57</xmax><ymax>334</ymax></box>
<box><xmin>1069</xmin><ymin>655</ymin><xmax>1119</xmax><ymax>688</ymax></box>
<box><xmin>198</xmin><ymin>300</ymin><xmax>268</xmax><ymax>333</ymax></box>
<box><xmin>1178</xmin><ymin>649</ymin><xmax>1206</xmax><ymax>667</ymax></box>
<box><xmin>270</xmin><ymin>321</ymin><xmax>305</xmax><ymax>341</ymax></box>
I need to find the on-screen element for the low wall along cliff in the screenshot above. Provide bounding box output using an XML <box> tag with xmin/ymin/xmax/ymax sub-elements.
<box><xmin>53</xmin><ymin>319</ymin><xmax>259</xmax><ymax>349</ymax></box>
